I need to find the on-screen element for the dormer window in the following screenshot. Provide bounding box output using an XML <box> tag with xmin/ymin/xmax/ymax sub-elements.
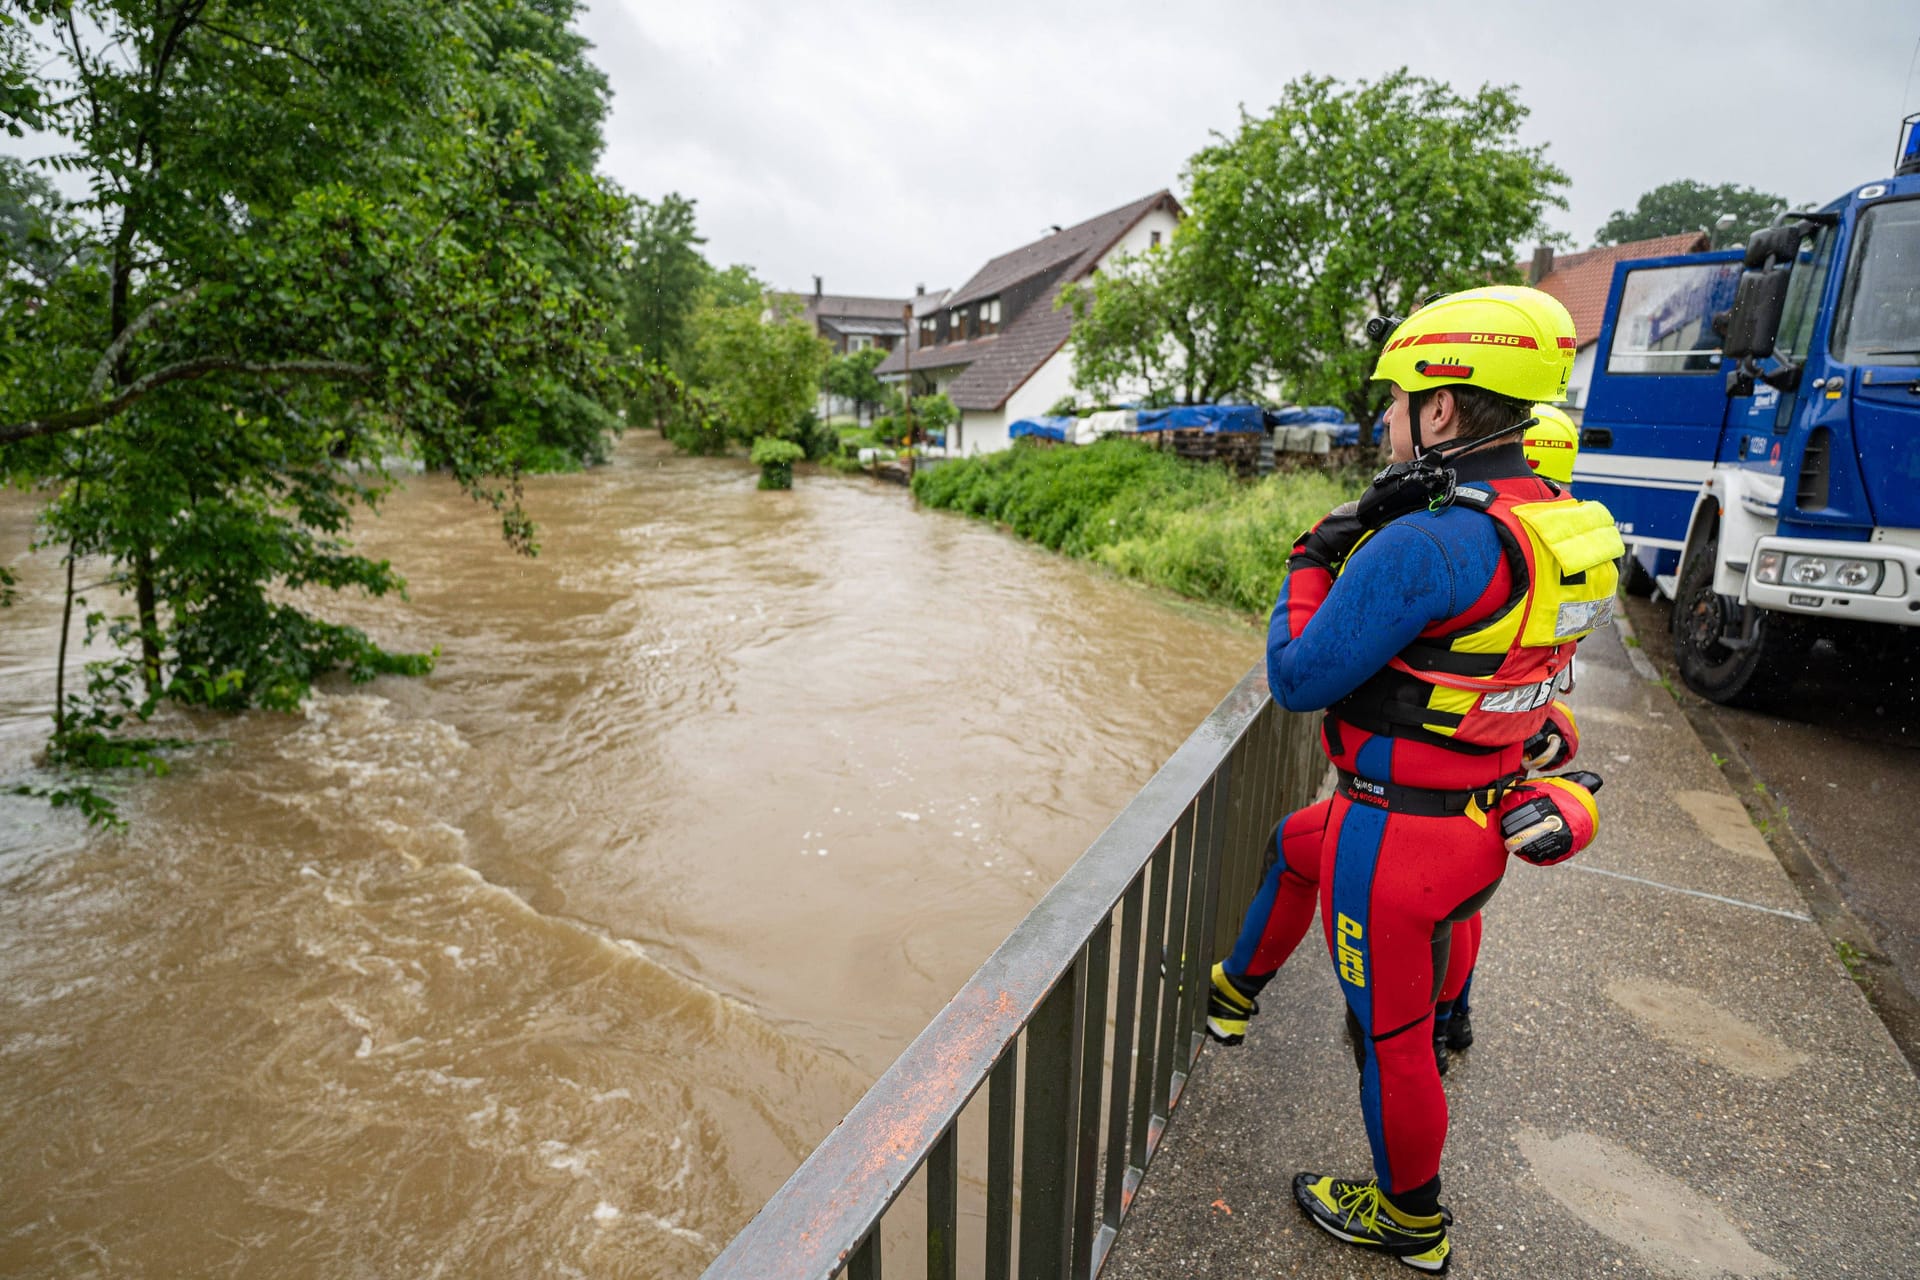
<box><xmin>949</xmin><ymin>308</ymin><xmax>968</xmax><ymax>342</ymax></box>
<box><xmin>977</xmin><ymin>297</ymin><xmax>1001</xmax><ymax>337</ymax></box>
<box><xmin>919</xmin><ymin>315</ymin><xmax>936</xmax><ymax>347</ymax></box>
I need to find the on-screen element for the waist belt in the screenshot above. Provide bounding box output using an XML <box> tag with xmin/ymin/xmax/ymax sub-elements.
<box><xmin>1337</xmin><ymin>769</ymin><xmax>1526</xmax><ymax>818</ymax></box>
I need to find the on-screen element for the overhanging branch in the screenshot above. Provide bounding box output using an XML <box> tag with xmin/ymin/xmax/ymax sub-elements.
<box><xmin>1</xmin><ymin>358</ymin><xmax>375</xmax><ymax>446</ymax></box>
<box><xmin>86</xmin><ymin>283</ymin><xmax>204</xmax><ymax>398</ymax></box>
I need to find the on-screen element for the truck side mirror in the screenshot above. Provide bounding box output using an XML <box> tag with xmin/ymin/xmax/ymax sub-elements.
<box><xmin>1722</xmin><ymin>267</ymin><xmax>1791</xmax><ymax>360</ymax></box>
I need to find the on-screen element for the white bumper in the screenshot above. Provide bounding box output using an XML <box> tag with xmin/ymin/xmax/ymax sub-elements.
<box><xmin>1743</xmin><ymin>534</ymin><xmax>1920</xmax><ymax>627</ymax></box>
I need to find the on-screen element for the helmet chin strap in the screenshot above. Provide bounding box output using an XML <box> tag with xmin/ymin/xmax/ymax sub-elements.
<box><xmin>1407</xmin><ymin>388</ymin><xmax>1432</xmax><ymax>456</ymax></box>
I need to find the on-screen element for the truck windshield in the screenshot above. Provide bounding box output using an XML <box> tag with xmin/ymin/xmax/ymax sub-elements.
<box><xmin>1833</xmin><ymin>198</ymin><xmax>1920</xmax><ymax>365</ymax></box>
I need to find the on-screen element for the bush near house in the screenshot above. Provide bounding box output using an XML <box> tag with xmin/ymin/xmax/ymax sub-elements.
<box><xmin>911</xmin><ymin>438</ymin><xmax>1367</xmax><ymax>615</ymax></box>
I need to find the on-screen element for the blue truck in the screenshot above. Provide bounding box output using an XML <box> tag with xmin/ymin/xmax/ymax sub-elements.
<box><xmin>1575</xmin><ymin>115</ymin><xmax>1920</xmax><ymax>705</ymax></box>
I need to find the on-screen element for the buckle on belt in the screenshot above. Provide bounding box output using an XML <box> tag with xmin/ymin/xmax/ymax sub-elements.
<box><xmin>1337</xmin><ymin>770</ymin><xmax>1525</xmax><ymax>818</ymax></box>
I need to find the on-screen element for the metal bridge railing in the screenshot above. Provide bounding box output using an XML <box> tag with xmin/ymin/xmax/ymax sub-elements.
<box><xmin>702</xmin><ymin>664</ymin><xmax>1325</xmax><ymax>1280</ymax></box>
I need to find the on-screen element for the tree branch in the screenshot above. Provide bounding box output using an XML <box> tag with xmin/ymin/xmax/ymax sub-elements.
<box><xmin>86</xmin><ymin>283</ymin><xmax>204</xmax><ymax>398</ymax></box>
<box><xmin>2</xmin><ymin>359</ymin><xmax>375</xmax><ymax>446</ymax></box>
<box><xmin>196</xmin><ymin>20</ymin><xmax>327</xmax><ymax>73</ymax></box>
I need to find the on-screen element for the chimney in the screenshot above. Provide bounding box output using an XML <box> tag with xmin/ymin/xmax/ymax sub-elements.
<box><xmin>813</xmin><ymin>275</ymin><xmax>823</xmax><ymax>299</ymax></box>
<box><xmin>1528</xmin><ymin>245</ymin><xmax>1554</xmax><ymax>285</ymax></box>
<box><xmin>915</xmin><ymin>283</ymin><xmax>925</xmax><ymax>296</ymax></box>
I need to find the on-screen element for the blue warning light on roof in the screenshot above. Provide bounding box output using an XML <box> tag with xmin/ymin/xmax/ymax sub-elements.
<box><xmin>1898</xmin><ymin>113</ymin><xmax>1920</xmax><ymax>177</ymax></box>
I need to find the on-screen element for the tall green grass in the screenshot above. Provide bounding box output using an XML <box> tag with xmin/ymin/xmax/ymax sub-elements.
<box><xmin>911</xmin><ymin>439</ymin><xmax>1368</xmax><ymax>614</ymax></box>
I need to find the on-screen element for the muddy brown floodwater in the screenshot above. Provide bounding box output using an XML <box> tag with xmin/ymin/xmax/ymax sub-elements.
<box><xmin>0</xmin><ymin>434</ymin><xmax>1262</xmax><ymax>1278</ymax></box>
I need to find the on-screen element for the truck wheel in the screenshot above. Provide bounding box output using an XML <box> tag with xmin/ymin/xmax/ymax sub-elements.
<box><xmin>1618</xmin><ymin>552</ymin><xmax>1657</xmax><ymax>598</ymax></box>
<box><xmin>1670</xmin><ymin>535</ymin><xmax>1809</xmax><ymax>707</ymax></box>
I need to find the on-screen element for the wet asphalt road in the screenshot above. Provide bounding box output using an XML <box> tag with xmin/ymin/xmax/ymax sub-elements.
<box><xmin>1623</xmin><ymin>593</ymin><xmax>1920</xmax><ymax>1032</ymax></box>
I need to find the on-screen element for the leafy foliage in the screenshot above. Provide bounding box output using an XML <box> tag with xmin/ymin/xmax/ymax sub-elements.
<box><xmin>750</xmin><ymin>435</ymin><xmax>804</xmax><ymax>490</ymax></box>
<box><xmin>1064</xmin><ymin>71</ymin><xmax>1566</xmax><ymax>425</ymax></box>
<box><xmin>822</xmin><ymin>346</ymin><xmax>889</xmax><ymax>421</ymax></box>
<box><xmin>1060</xmin><ymin>229</ymin><xmax>1265</xmax><ymax>407</ymax></box>
<box><xmin>0</xmin><ymin>0</ymin><xmax>630</xmax><ymax>816</ymax></box>
<box><xmin>912</xmin><ymin>438</ymin><xmax>1367</xmax><ymax>614</ymax></box>
<box><xmin>691</xmin><ymin>300</ymin><xmax>832</xmax><ymax>445</ymax></box>
<box><xmin>621</xmin><ymin>192</ymin><xmax>709</xmax><ymax>370</ymax></box>
<box><xmin>1595</xmin><ymin>179</ymin><xmax>1790</xmax><ymax>251</ymax></box>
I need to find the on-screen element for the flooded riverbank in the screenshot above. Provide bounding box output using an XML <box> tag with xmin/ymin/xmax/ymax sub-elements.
<box><xmin>0</xmin><ymin>434</ymin><xmax>1261</xmax><ymax>1276</ymax></box>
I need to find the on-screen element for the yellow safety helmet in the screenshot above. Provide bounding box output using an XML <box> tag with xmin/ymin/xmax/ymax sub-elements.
<box><xmin>1371</xmin><ymin>286</ymin><xmax>1577</xmax><ymax>404</ymax></box>
<box><xmin>1523</xmin><ymin>404</ymin><xmax>1579</xmax><ymax>484</ymax></box>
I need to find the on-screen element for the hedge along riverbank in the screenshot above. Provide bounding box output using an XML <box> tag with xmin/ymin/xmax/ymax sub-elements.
<box><xmin>909</xmin><ymin>438</ymin><xmax>1370</xmax><ymax>615</ymax></box>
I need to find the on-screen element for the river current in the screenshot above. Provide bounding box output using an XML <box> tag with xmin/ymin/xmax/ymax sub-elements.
<box><xmin>0</xmin><ymin>434</ymin><xmax>1261</xmax><ymax>1277</ymax></box>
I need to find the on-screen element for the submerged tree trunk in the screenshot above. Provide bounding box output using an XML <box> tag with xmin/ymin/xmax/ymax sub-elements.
<box><xmin>54</xmin><ymin>550</ymin><xmax>75</xmax><ymax>737</ymax></box>
<box><xmin>133</xmin><ymin>545</ymin><xmax>160</xmax><ymax>699</ymax></box>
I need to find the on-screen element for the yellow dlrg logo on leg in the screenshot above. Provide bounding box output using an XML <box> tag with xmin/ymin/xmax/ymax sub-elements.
<box><xmin>1336</xmin><ymin>913</ymin><xmax>1366</xmax><ymax>988</ymax></box>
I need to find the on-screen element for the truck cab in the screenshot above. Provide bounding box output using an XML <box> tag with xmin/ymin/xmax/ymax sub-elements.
<box><xmin>1577</xmin><ymin>143</ymin><xmax>1920</xmax><ymax>705</ymax></box>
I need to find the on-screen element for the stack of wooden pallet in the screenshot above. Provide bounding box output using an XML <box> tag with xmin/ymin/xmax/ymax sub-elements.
<box><xmin>1138</xmin><ymin>428</ymin><xmax>1265</xmax><ymax>477</ymax></box>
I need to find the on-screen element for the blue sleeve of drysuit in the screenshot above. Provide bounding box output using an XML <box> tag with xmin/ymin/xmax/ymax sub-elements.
<box><xmin>1266</xmin><ymin>508</ymin><xmax>1505</xmax><ymax>712</ymax></box>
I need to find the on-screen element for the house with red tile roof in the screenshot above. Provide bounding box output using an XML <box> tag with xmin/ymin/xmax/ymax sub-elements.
<box><xmin>1524</xmin><ymin>231</ymin><xmax>1711</xmax><ymax>412</ymax></box>
<box><xmin>876</xmin><ymin>190</ymin><xmax>1183</xmax><ymax>454</ymax></box>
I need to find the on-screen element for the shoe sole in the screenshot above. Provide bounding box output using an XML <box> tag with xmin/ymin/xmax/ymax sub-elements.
<box><xmin>1204</xmin><ymin>1018</ymin><xmax>1245</xmax><ymax>1045</ymax></box>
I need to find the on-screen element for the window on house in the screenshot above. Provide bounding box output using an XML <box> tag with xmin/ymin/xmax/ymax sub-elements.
<box><xmin>950</xmin><ymin>308</ymin><xmax>968</xmax><ymax>342</ymax></box>
<box><xmin>1150</xmin><ymin>230</ymin><xmax>1162</xmax><ymax>248</ymax></box>
<box><xmin>977</xmin><ymin>297</ymin><xmax>1001</xmax><ymax>337</ymax></box>
<box><xmin>919</xmin><ymin>316</ymin><xmax>936</xmax><ymax>348</ymax></box>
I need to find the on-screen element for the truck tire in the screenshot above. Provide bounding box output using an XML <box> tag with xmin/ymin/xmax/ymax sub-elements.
<box><xmin>1670</xmin><ymin>534</ymin><xmax>1809</xmax><ymax>707</ymax></box>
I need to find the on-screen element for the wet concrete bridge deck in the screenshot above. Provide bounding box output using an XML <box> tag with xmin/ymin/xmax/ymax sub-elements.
<box><xmin>1102</xmin><ymin>619</ymin><xmax>1920</xmax><ymax>1279</ymax></box>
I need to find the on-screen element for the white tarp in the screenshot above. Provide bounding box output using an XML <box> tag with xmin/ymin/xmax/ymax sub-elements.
<box><xmin>1075</xmin><ymin>409</ymin><xmax>1137</xmax><ymax>443</ymax></box>
<box><xmin>1276</xmin><ymin>425</ymin><xmax>1334</xmax><ymax>454</ymax></box>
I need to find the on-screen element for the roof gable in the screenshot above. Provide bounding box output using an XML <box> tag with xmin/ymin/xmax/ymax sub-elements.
<box><xmin>943</xmin><ymin>190</ymin><xmax>1180</xmax><ymax>310</ymax></box>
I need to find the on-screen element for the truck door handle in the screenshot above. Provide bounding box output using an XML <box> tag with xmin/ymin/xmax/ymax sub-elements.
<box><xmin>1580</xmin><ymin>427</ymin><xmax>1614</xmax><ymax>448</ymax></box>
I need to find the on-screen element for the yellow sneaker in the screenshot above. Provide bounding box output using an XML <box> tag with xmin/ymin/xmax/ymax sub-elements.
<box><xmin>1293</xmin><ymin>1172</ymin><xmax>1452</xmax><ymax>1273</ymax></box>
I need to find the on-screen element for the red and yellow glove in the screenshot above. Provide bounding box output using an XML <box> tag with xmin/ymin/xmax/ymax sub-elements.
<box><xmin>1497</xmin><ymin>770</ymin><xmax>1602</xmax><ymax>866</ymax></box>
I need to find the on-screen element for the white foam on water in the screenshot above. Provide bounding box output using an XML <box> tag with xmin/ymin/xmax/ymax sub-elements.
<box><xmin>629</xmin><ymin>1210</ymin><xmax>709</xmax><ymax>1248</ymax></box>
<box><xmin>540</xmin><ymin>1140</ymin><xmax>593</xmax><ymax>1176</ymax></box>
<box><xmin>592</xmin><ymin>1201</ymin><xmax>621</xmax><ymax>1224</ymax></box>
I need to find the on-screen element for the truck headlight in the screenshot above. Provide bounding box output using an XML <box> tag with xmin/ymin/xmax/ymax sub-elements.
<box><xmin>1789</xmin><ymin>557</ymin><xmax>1830</xmax><ymax>584</ymax></box>
<box><xmin>1834</xmin><ymin>559</ymin><xmax>1883</xmax><ymax>591</ymax></box>
<box><xmin>1774</xmin><ymin>554</ymin><xmax>1883</xmax><ymax>593</ymax></box>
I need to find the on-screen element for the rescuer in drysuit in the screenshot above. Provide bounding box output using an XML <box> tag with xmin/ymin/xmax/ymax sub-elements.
<box><xmin>1203</xmin><ymin>287</ymin><xmax>1619</xmax><ymax>1274</ymax></box>
<box><xmin>1431</xmin><ymin>401</ymin><xmax>1588</xmax><ymax>1074</ymax></box>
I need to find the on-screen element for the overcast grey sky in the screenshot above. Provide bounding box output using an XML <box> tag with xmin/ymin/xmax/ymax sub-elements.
<box><xmin>581</xmin><ymin>0</ymin><xmax>1920</xmax><ymax>298</ymax></box>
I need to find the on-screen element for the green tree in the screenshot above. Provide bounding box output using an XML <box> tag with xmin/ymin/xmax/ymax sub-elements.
<box><xmin>822</xmin><ymin>346</ymin><xmax>889</xmax><ymax>423</ymax></box>
<box><xmin>691</xmin><ymin>302</ymin><xmax>832</xmax><ymax>446</ymax></box>
<box><xmin>1124</xmin><ymin>70</ymin><xmax>1565</xmax><ymax>426</ymax></box>
<box><xmin>1595</xmin><ymin>179</ymin><xmax>1790</xmax><ymax>251</ymax></box>
<box><xmin>0</xmin><ymin>0</ymin><xmax>629</xmax><ymax>793</ymax></box>
<box><xmin>621</xmin><ymin>192</ymin><xmax>709</xmax><ymax>370</ymax></box>
<box><xmin>1060</xmin><ymin>231</ymin><xmax>1268</xmax><ymax>407</ymax></box>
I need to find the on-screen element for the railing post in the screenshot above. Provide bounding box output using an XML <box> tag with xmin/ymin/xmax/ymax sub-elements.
<box><xmin>1071</xmin><ymin>918</ymin><xmax>1111</xmax><ymax>1278</ymax></box>
<box><xmin>1130</xmin><ymin>837</ymin><xmax>1171</xmax><ymax>1172</ymax></box>
<box><xmin>1097</xmin><ymin>876</ymin><xmax>1144</xmax><ymax>1271</ymax></box>
<box><xmin>927</xmin><ymin>1125</ymin><xmax>957</xmax><ymax>1280</ymax></box>
<box><xmin>987</xmin><ymin>1045</ymin><xmax>1018</xmax><ymax>1280</ymax></box>
<box><xmin>1019</xmin><ymin>960</ymin><xmax>1085</xmax><ymax>1280</ymax></box>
